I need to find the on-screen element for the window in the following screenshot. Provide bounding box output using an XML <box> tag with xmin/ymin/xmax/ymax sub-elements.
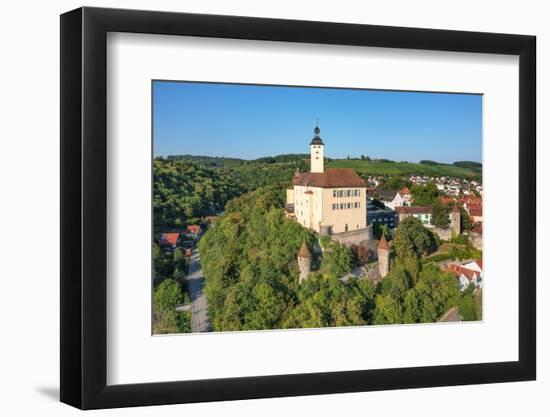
<box><xmin>333</xmin><ymin>190</ymin><xmax>337</xmax><ymax>198</ymax></box>
<box><xmin>340</xmin><ymin>203</ymin><xmax>344</xmax><ymax>209</ymax></box>
<box><xmin>347</xmin><ymin>190</ymin><xmax>351</xmax><ymax>197</ymax></box>
<box><xmin>354</xmin><ymin>190</ymin><xmax>359</xmax><ymax>197</ymax></box>
<box><xmin>354</xmin><ymin>202</ymin><xmax>358</xmax><ymax>208</ymax></box>
<box><xmin>332</xmin><ymin>203</ymin><xmax>337</xmax><ymax>210</ymax></box>
<box><xmin>339</xmin><ymin>190</ymin><xmax>344</xmax><ymax>198</ymax></box>
<box><xmin>347</xmin><ymin>202</ymin><xmax>351</xmax><ymax>209</ymax></box>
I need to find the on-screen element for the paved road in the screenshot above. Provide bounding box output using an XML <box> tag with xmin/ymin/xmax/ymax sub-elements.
<box><xmin>187</xmin><ymin>249</ymin><xmax>211</xmax><ymax>332</ymax></box>
<box><xmin>439</xmin><ymin>306</ymin><xmax>460</xmax><ymax>322</ymax></box>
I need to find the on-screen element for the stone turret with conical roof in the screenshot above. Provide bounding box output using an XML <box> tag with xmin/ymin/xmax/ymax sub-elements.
<box><xmin>450</xmin><ymin>205</ymin><xmax>461</xmax><ymax>237</ymax></box>
<box><xmin>297</xmin><ymin>240</ymin><xmax>312</xmax><ymax>283</ymax></box>
<box><xmin>377</xmin><ymin>234</ymin><xmax>390</xmax><ymax>278</ymax></box>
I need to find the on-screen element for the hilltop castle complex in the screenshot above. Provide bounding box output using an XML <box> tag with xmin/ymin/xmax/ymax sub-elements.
<box><xmin>288</xmin><ymin>124</ymin><xmax>466</xmax><ymax>284</ymax></box>
<box><xmin>286</xmin><ymin>125</ymin><xmax>373</xmax><ymax>246</ymax></box>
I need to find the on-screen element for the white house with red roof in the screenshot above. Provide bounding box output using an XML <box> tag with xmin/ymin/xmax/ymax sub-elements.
<box><xmin>443</xmin><ymin>259</ymin><xmax>483</xmax><ymax>292</ymax></box>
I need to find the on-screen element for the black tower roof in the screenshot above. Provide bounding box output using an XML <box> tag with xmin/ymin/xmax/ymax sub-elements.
<box><xmin>310</xmin><ymin>124</ymin><xmax>324</xmax><ymax>145</ymax></box>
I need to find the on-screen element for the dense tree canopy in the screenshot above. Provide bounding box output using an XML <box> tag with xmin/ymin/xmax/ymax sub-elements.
<box><xmin>153</xmin><ymin>279</ymin><xmax>191</xmax><ymax>334</ymax></box>
<box><xmin>431</xmin><ymin>201</ymin><xmax>450</xmax><ymax>229</ymax></box>
<box><xmin>411</xmin><ymin>183</ymin><xmax>440</xmax><ymax>206</ymax></box>
<box><xmin>393</xmin><ymin>217</ymin><xmax>438</xmax><ymax>259</ymax></box>
<box><xmin>153</xmin><ymin>158</ymin><xmax>244</xmax><ymax>234</ymax></box>
<box><xmin>199</xmin><ymin>185</ymin><xmax>381</xmax><ymax>331</ymax></box>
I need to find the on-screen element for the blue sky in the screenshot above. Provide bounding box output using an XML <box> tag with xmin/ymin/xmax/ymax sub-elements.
<box><xmin>153</xmin><ymin>81</ymin><xmax>482</xmax><ymax>163</ymax></box>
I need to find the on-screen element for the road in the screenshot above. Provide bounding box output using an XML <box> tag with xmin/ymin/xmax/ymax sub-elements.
<box><xmin>439</xmin><ymin>306</ymin><xmax>460</xmax><ymax>322</ymax></box>
<box><xmin>187</xmin><ymin>248</ymin><xmax>211</xmax><ymax>332</ymax></box>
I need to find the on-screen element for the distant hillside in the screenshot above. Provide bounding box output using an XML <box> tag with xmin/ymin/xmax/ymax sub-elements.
<box><xmin>165</xmin><ymin>154</ymin><xmax>245</xmax><ymax>168</ymax></box>
<box><xmin>327</xmin><ymin>159</ymin><xmax>481</xmax><ymax>178</ymax></box>
<box><xmin>452</xmin><ymin>161</ymin><xmax>482</xmax><ymax>169</ymax></box>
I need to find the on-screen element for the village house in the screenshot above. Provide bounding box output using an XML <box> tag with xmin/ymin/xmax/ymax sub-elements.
<box><xmin>159</xmin><ymin>232</ymin><xmax>181</xmax><ymax>249</ymax></box>
<box><xmin>286</xmin><ymin>125</ymin><xmax>371</xmax><ymax>245</ymax></box>
<box><xmin>366</xmin><ymin>189</ymin><xmax>406</xmax><ymax>210</ymax></box>
<box><xmin>185</xmin><ymin>224</ymin><xmax>202</xmax><ymax>238</ymax></box>
<box><xmin>467</xmin><ymin>204</ymin><xmax>483</xmax><ymax>223</ymax></box>
<box><xmin>400</xmin><ymin>187</ymin><xmax>412</xmax><ymax>205</ymax></box>
<box><xmin>396</xmin><ymin>205</ymin><xmax>433</xmax><ymax>225</ymax></box>
<box><xmin>443</xmin><ymin>260</ymin><xmax>483</xmax><ymax>292</ymax></box>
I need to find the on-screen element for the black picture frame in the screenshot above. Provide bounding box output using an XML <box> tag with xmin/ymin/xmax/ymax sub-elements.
<box><xmin>60</xmin><ymin>6</ymin><xmax>536</xmax><ymax>410</ymax></box>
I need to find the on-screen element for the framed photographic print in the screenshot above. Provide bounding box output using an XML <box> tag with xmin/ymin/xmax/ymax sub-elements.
<box><xmin>60</xmin><ymin>7</ymin><xmax>536</xmax><ymax>410</ymax></box>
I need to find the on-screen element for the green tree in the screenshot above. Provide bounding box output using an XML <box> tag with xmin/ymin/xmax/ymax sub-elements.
<box><xmin>432</xmin><ymin>201</ymin><xmax>450</xmax><ymax>229</ymax></box>
<box><xmin>460</xmin><ymin>207</ymin><xmax>472</xmax><ymax>231</ymax></box>
<box><xmin>379</xmin><ymin>175</ymin><xmax>410</xmax><ymax>191</ymax></box>
<box><xmin>393</xmin><ymin>217</ymin><xmax>438</xmax><ymax>259</ymax></box>
<box><xmin>321</xmin><ymin>242</ymin><xmax>353</xmax><ymax>278</ymax></box>
<box><xmin>411</xmin><ymin>183</ymin><xmax>439</xmax><ymax>206</ymax></box>
<box><xmin>153</xmin><ymin>279</ymin><xmax>190</xmax><ymax>334</ymax></box>
<box><xmin>374</xmin><ymin>294</ymin><xmax>403</xmax><ymax>325</ymax></box>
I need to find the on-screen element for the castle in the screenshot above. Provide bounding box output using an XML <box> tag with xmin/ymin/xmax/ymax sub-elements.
<box><xmin>291</xmin><ymin>125</ymin><xmax>462</xmax><ymax>283</ymax></box>
<box><xmin>286</xmin><ymin>125</ymin><xmax>372</xmax><ymax>245</ymax></box>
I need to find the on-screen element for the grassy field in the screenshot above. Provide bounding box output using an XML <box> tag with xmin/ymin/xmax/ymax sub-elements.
<box><xmin>326</xmin><ymin>159</ymin><xmax>481</xmax><ymax>178</ymax></box>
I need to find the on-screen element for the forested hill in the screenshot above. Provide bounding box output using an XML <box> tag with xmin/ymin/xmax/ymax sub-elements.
<box><xmin>153</xmin><ymin>155</ymin><xmax>308</xmax><ymax>234</ymax></box>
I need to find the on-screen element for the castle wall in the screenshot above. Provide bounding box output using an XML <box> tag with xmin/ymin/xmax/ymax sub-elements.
<box><xmin>431</xmin><ymin>227</ymin><xmax>453</xmax><ymax>241</ymax></box>
<box><xmin>329</xmin><ymin>226</ymin><xmax>372</xmax><ymax>246</ymax></box>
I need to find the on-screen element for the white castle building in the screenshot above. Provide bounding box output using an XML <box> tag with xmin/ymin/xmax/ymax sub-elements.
<box><xmin>286</xmin><ymin>125</ymin><xmax>372</xmax><ymax>245</ymax></box>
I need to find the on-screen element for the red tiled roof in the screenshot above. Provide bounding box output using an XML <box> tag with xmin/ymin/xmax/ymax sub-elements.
<box><xmin>444</xmin><ymin>264</ymin><xmax>478</xmax><ymax>281</ymax></box>
<box><xmin>440</xmin><ymin>196</ymin><xmax>456</xmax><ymax>205</ymax></box>
<box><xmin>471</xmin><ymin>222</ymin><xmax>483</xmax><ymax>235</ymax></box>
<box><xmin>187</xmin><ymin>225</ymin><xmax>202</xmax><ymax>234</ymax></box>
<box><xmin>467</xmin><ymin>203</ymin><xmax>482</xmax><ymax>211</ymax></box>
<box><xmin>160</xmin><ymin>232</ymin><xmax>180</xmax><ymax>246</ymax></box>
<box><xmin>378</xmin><ymin>234</ymin><xmax>390</xmax><ymax>250</ymax></box>
<box><xmin>466</xmin><ymin>196</ymin><xmax>482</xmax><ymax>205</ymax></box>
<box><xmin>298</xmin><ymin>241</ymin><xmax>311</xmax><ymax>258</ymax></box>
<box><xmin>469</xmin><ymin>207</ymin><xmax>483</xmax><ymax>217</ymax></box>
<box><xmin>400</xmin><ymin>187</ymin><xmax>411</xmax><ymax>195</ymax></box>
<box><xmin>293</xmin><ymin>168</ymin><xmax>366</xmax><ymax>188</ymax></box>
<box><xmin>396</xmin><ymin>206</ymin><xmax>432</xmax><ymax>214</ymax></box>
<box><xmin>475</xmin><ymin>259</ymin><xmax>483</xmax><ymax>270</ymax></box>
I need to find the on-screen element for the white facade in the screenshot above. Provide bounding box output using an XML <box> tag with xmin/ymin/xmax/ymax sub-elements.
<box><xmin>293</xmin><ymin>185</ymin><xmax>366</xmax><ymax>234</ymax></box>
<box><xmin>310</xmin><ymin>143</ymin><xmax>324</xmax><ymax>173</ymax></box>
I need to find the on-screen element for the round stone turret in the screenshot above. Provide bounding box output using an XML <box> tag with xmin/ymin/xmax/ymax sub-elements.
<box><xmin>297</xmin><ymin>241</ymin><xmax>312</xmax><ymax>283</ymax></box>
<box><xmin>377</xmin><ymin>234</ymin><xmax>390</xmax><ymax>278</ymax></box>
<box><xmin>450</xmin><ymin>205</ymin><xmax>461</xmax><ymax>237</ymax></box>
